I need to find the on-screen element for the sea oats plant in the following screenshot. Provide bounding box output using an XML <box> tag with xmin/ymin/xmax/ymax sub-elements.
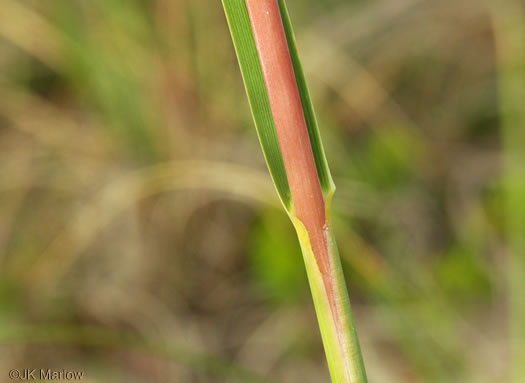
<box><xmin>222</xmin><ymin>1</ymin><xmax>368</xmax><ymax>382</ymax></box>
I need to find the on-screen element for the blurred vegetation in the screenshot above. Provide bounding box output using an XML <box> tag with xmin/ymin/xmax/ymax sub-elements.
<box><xmin>0</xmin><ymin>0</ymin><xmax>523</xmax><ymax>382</ymax></box>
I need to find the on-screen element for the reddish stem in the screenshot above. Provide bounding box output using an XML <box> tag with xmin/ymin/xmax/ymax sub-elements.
<box><xmin>245</xmin><ymin>0</ymin><xmax>330</xmax><ymax>275</ymax></box>
<box><xmin>244</xmin><ymin>1</ymin><xmax>345</xmax><ymax>347</ymax></box>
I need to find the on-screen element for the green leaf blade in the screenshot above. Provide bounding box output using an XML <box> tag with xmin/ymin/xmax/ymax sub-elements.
<box><xmin>222</xmin><ymin>0</ymin><xmax>292</xmax><ymax>210</ymax></box>
<box><xmin>277</xmin><ymin>0</ymin><xmax>335</xmax><ymax>196</ymax></box>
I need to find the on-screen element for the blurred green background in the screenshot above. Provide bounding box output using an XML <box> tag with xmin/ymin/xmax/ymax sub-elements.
<box><xmin>1</xmin><ymin>0</ymin><xmax>524</xmax><ymax>382</ymax></box>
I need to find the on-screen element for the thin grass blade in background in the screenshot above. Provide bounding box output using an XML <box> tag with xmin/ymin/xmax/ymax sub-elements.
<box><xmin>222</xmin><ymin>1</ymin><xmax>367</xmax><ymax>381</ymax></box>
<box><xmin>490</xmin><ymin>1</ymin><xmax>525</xmax><ymax>381</ymax></box>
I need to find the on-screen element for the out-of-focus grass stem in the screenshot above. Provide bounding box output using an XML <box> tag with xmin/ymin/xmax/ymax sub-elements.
<box><xmin>489</xmin><ymin>1</ymin><xmax>525</xmax><ymax>381</ymax></box>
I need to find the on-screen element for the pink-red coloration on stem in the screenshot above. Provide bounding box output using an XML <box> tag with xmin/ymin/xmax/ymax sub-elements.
<box><xmin>245</xmin><ymin>0</ymin><xmax>340</xmax><ymax>328</ymax></box>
